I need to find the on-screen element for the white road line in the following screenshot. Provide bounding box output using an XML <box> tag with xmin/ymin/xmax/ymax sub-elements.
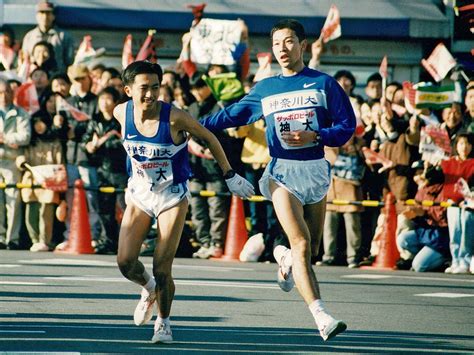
<box><xmin>414</xmin><ymin>292</ymin><xmax>474</xmax><ymax>298</ymax></box>
<box><xmin>43</xmin><ymin>276</ymin><xmax>278</xmax><ymax>289</ymax></box>
<box><xmin>19</xmin><ymin>258</ymin><xmax>251</xmax><ymax>272</ymax></box>
<box><xmin>0</xmin><ymin>324</ymin><xmax>313</xmax><ymax>334</ymax></box>
<box><xmin>342</xmin><ymin>274</ymin><xmax>391</xmax><ymax>279</ymax></box>
<box><xmin>176</xmin><ymin>280</ymin><xmax>278</xmax><ymax>289</ymax></box>
<box><xmin>173</xmin><ymin>264</ymin><xmax>254</xmax><ymax>272</ymax></box>
<box><xmin>0</xmin><ymin>330</ymin><xmax>46</xmax><ymax>333</ymax></box>
<box><xmin>0</xmin><ymin>264</ymin><xmax>20</xmax><ymax>268</ymax></box>
<box><xmin>18</xmin><ymin>259</ymin><xmax>116</xmax><ymax>267</ymax></box>
<box><xmin>343</xmin><ymin>274</ymin><xmax>474</xmax><ymax>283</ymax></box>
<box><xmin>44</xmin><ymin>276</ymin><xmax>127</xmax><ymax>283</ymax></box>
<box><xmin>0</xmin><ymin>281</ymin><xmax>46</xmax><ymax>285</ymax></box>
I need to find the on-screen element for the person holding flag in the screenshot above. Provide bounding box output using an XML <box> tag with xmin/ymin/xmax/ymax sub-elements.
<box><xmin>113</xmin><ymin>61</ymin><xmax>254</xmax><ymax>344</ymax></box>
<box><xmin>200</xmin><ymin>19</ymin><xmax>354</xmax><ymax>341</ymax></box>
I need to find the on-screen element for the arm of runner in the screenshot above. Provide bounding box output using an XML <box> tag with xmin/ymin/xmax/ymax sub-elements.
<box><xmin>113</xmin><ymin>102</ymin><xmax>126</xmax><ymax>127</ymax></box>
<box><xmin>199</xmin><ymin>83</ymin><xmax>264</xmax><ymax>132</ymax></box>
<box><xmin>319</xmin><ymin>78</ymin><xmax>356</xmax><ymax>147</ymax></box>
<box><xmin>173</xmin><ymin>110</ymin><xmax>255</xmax><ymax>199</ymax></box>
<box><xmin>281</xmin><ymin>130</ymin><xmax>320</xmax><ymax>147</ymax></box>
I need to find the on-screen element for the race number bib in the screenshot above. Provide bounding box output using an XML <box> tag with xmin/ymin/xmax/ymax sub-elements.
<box><xmin>274</xmin><ymin>109</ymin><xmax>319</xmax><ymax>149</ymax></box>
<box><xmin>132</xmin><ymin>159</ymin><xmax>173</xmax><ymax>191</ymax></box>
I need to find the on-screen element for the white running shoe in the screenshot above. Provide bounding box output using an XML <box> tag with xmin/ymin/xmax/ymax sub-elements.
<box><xmin>273</xmin><ymin>245</ymin><xmax>295</xmax><ymax>292</ymax></box>
<box><xmin>151</xmin><ymin>322</ymin><xmax>173</xmax><ymax>344</ymax></box>
<box><xmin>134</xmin><ymin>289</ymin><xmax>156</xmax><ymax>326</ymax></box>
<box><xmin>317</xmin><ymin>313</ymin><xmax>347</xmax><ymax>341</ymax></box>
<box><xmin>30</xmin><ymin>242</ymin><xmax>49</xmax><ymax>252</ymax></box>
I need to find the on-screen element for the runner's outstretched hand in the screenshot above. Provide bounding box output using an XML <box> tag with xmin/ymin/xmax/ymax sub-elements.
<box><xmin>225</xmin><ymin>174</ymin><xmax>255</xmax><ymax>199</ymax></box>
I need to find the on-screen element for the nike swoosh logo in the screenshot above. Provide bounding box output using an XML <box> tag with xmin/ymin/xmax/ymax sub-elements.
<box><xmin>126</xmin><ymin>134</ymin><xmax>137</xmax><ymax>139</ymax></box>
<box><xmin>303</xmin><ymin>83</ymin><xmax>316</xmax><ymax>88</ymax></box>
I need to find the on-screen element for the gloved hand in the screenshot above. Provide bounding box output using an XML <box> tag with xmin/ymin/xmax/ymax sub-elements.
<box><xmin>225</xmin><ymin>173</ymin><xmax>255</xmax><ymax>199</ymax></box>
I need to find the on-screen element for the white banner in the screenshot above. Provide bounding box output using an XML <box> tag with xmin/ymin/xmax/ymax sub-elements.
<box><xmin>190</xmin><ymin>18</ymin><xmax>244</xmax><ymax>66</ymax></box>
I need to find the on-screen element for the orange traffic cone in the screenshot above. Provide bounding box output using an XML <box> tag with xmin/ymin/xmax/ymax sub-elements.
<box><xmin>362</xmin><ymin>192</ymin><xmax>400</xmax><ymax>270</ymax></box>
<box><xmin>220</xmin><ymin>195</ymin><xmax>248</xmax><ymax>261</ymax></box>
<box><xmin>55</xmin><ymin>179</ymin><xmax>95</xmax><ymax>254</ymax></box>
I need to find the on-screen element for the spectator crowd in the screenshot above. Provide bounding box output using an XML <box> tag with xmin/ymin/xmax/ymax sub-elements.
<box><xmin>0</xmin><ymin>0</ymin><xmax>473</xmax><ymax>276</ymax></box>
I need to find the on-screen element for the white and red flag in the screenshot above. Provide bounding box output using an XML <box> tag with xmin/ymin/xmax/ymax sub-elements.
<box><xmin>379</xmin><ymin>55</ymin><xmax>388</xmax><ymax>80</ymax></box>
<box><xmin>320</xmin><ymin>5</ymin><xmax>341</xmax><ymax>43</ymax></box>
<box><xmin>122</xmin><ymin>34</ymin><xmax>134</xmax><ymax>69</ymax></box>
<box><xmin>24</xmin><ymin>163</ymin><xmax>68</xmax><ymax>192</ymax></box>
<box><xmin>0</xmin><ymin>44</ymin><xmax>15</xmax><ymax>70</ymax></box>
<box><xmin>73</xmin><ymin>35</ymin><xmax>105</xmax><ymax>65</ymax></box>
<box><xmin>17</xmin><ymin>52</ymin><xmax>31</xmax><ymax>83</ymax></box>
<box><xmin>402</xmin><ymin>81</ymin><xmax>416</xmax><ymax>114</ymax></box>
<box><xmin>135</xmin><ymin>30</ymin><xmax>157</xmax><ymax>62</ymax></box>
<box><xmin>362</xmin><ymin>147</ymin><xmax>394</xmax><ymax>173</ymax></box>
<box><xmin>14</xmin><ymin>82</ymin><xmax>39</xmax><ymax>114</ymax></box>
<box><xmin>56</xmin><ymin>95</ymin><xmax>90</xmax><ymax>122</ymax></box>
<box><xmin>421</xmin><ymin>43</ymin><xmax>456</xmax><ymax>82</ymax></box>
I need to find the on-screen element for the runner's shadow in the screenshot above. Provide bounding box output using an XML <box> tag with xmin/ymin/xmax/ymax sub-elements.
<box><xmin>0</xmin><ymin>321</ymin><xmax>472</xmax><ymax>354</ymax></box>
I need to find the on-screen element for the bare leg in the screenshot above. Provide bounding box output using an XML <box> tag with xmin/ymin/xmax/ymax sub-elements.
<box><xmin>269</xmin><ymin>180</ymin><xmax>321</xmax><ymax>304</ymax></box>
<box><xmin>153</xmin><ymin>198</ymin><xmax>189</xmax><ymax>318</ymax></box>
<box><xmin>116</xmin><ymin>203</ymin><xmax>152</xmax><ymax>286</ymax></box>
<box><xmin>304</xmin><ymin>196</ymin><xmax>327</xmax><ymax>297</ymax></box>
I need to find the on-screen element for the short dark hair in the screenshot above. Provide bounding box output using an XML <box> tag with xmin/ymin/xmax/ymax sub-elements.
<box><xmin>0</xmin><ymin>25</ymin><xmax>15</xmax><ymax>44</ymax></box>
<box><xmin>33</xmin><ymin>40</ymin><xmax>55</xmax><ymax>58</ymax></box>
<box><xmin>30</xmin><ymin>67</ymin><xmax>49</xmax><ymax>79</ymax></box>
<box><xmin>366</xmin><ymin>73</ymin><xmax>382</xmax><ymax>85</ymax></box>
<box><xmin>50</xmin><ymin>72</ymin><xmax>71</xmax><ymax>85</ymax></box>
<box><xmin>91</xmin><ymin>63</ymin><xmax>106</xmax><ymax>72</ymax></box>
<box><xmin>189</xmin><ymin>71</ymin><xmax>207</xmax><ymax>89</ymax></box>
<box><xmin>104</xmin><ymin>67</ymin><xmax>121</xmax><ymax>79</ymax></box>
<box><xmin>387</xmin><ymin>81</ymin><xmax>402</xmax><ymax>90</ymax></box>
<box><xmin>270</xmin><ymin>19</ymin><xmax>306</xmax><ymax>42</ymax></box>
<box><xmin>334</xmin><ymin>70</ymin><xmax>356</xmax><ymax>88</ymax></box>
<box><xmin>122</xmin><ymin>61</ymin><xmax>163</xmax><ymax>86</ymax></box>
<box><xmin>98</xmin><ymin>86</ymin><xmax>121</xmax><ymax>103</ymax></box>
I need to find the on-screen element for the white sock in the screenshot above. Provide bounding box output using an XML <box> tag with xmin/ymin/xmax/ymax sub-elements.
<box><xmin>274</xmin><ymin>246</ymin><xmax>292</xmax><ymax>266</ymax></box>
<box><xmin>309</xmin><ymin>299</ymin><xmax>326</xmax><ymax>317</ymax></box>
<box><xmin>309</xmin><ymin>299</ymin><xmax>333</xmax><ymax>329</ymax></box>
<box><xmin>155</xmin><ymin>316</ymin><xmax>170</xmax><ymax>330</ymax></box>
<box><xmin>143</xmin><ymin>272</ymin><xmax>156</xmax><ymax>295</ymax></box>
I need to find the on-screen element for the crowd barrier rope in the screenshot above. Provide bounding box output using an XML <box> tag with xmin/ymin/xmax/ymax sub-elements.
<box><xmin>0</xmin><ymin>183</ymin><xmax>458</xmax><ymax>207</ymax></box>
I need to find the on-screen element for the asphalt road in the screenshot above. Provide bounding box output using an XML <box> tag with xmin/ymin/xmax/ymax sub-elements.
<box><xmin>0</xmin><ymin>251</ymin><xmax>473</xmax><ymax>354</ymax></box>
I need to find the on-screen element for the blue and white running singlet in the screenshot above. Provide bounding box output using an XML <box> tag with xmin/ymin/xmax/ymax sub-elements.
<box><xmin>122</xmin><ymin>100</ymin><xmax>192</xmax><ymax>193</ymax></box>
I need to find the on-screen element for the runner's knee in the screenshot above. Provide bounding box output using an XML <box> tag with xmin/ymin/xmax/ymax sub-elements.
<box><xmin>117</xmin><ymin>256</ymin><xmax>138</xmax><ymax>277</ymax></box>
<box><xmin>291</xmin><ymin>238</ymin><xmax>311</xmax><ymax>259</ymax></box>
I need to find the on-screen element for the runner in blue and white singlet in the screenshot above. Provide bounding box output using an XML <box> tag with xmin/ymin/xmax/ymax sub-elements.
<box><xmin>200</xmin><ymin>19</ymin><xmax>353</xmax><ymax>342</ymax></box>
<box><xmin>114</xmin><ymin>61</ymin><xmax>254</xmax><ymax>345</ymax></box>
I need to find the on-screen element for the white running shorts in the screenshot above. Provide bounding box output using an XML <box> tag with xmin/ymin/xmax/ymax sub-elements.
<box><xmin>125</xmin><ymin>181</ymin><xmax>190</xmax><ymax>218</ymax></box>
<box><xmin>259</xmin><ymin>157</ymin><xmax>330</xmax><ymax>205</ymax></box>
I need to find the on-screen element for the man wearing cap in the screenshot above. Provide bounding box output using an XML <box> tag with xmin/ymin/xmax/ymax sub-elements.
<box><xmin>21</xmin><ymin>0</ymin><xmax>74</xmax><ymax>73</ymax></box>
